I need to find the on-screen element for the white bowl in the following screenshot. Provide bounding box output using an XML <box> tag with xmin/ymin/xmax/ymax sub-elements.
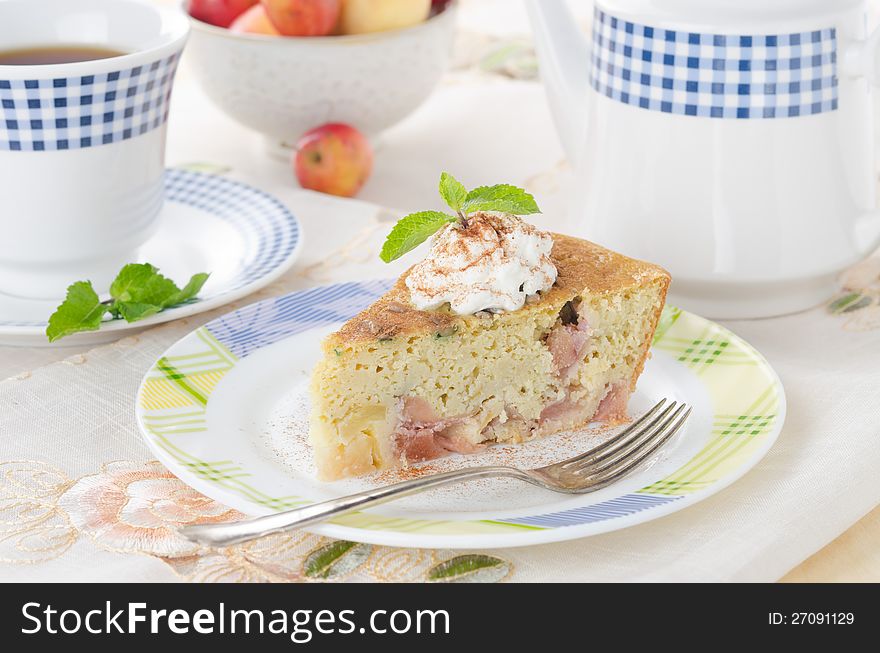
<box><xmin>185</xmin><ymin>2</ymin><xmax>457</xmax><ymax>153</ymax></box>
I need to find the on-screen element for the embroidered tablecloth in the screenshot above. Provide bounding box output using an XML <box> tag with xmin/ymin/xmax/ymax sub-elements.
<box><xmin>1</xmin><ymin>0</ymin><xmax>879</xmax><ymax>583</ymax></box>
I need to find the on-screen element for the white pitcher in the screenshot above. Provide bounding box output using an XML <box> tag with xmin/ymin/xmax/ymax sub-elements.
<box><xmin>526</xmin><ymin>0</ymin><xmax>880</xmax><ymax>318</ymax></box>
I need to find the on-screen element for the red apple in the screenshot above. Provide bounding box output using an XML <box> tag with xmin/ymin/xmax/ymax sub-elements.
<box><xmin>229</xmin><ymin>4</ymin><xmax>281</xmax><ymax>34</ymax></box>
<box><xmin>260</xmin><ymin>0</ymin><xmax>341</xmax><ymax>37</ymax></box>
<box><xmin>188</xmin><ymin>0</ymin><xmax>257</xmax><ymax>28</ymax></box>
<box><xmin>294</xmin><ymin>123</ymin><xmax>373</xmax><ymax>198</ymax></box>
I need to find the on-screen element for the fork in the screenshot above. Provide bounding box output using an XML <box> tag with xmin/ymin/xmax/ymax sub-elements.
<box><xmin>180</xmin><ymin>398</ymin><xmax>691</xmax><ymax>547</ymax></box>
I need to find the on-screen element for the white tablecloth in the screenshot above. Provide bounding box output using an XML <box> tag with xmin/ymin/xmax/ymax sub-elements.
<box><xmin>1</xmin><ymin>0</ymin><xmax>879</xmax><ymax>582</ymax></box>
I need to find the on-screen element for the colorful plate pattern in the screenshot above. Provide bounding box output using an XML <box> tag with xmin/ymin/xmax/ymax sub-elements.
<box><xmin>135</xmin><ymin>280</ymin><xmax>785</xmax><ymax>549</ymax></box>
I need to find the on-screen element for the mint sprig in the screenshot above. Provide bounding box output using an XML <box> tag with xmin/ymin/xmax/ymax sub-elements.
<box><xmin>46</xmin><ymin>282</ymin><xmax>109</xmax><ymax>343</ymax></box>
<box><xmin>439</xmin><ymin>172</ymin><xmax>467</xmax><ymax>218</ymax></box>
<box><xmin>380</xmin><ymin>211</ymin><xmax>457</xmax><ymax>264</ymax></box>
<box><xmin>46</xmin><ymin>263</ymin><xmax>209</xmax><ymax>342</ymax></box>
<box><xmin>380</xmin><ymin>172</ymin><xmax>541</xmax><ymax>263</ymax></box>
<box><xmin>461</xmin><ymin>184</ymin><xmax>540</xmax><ymax>215</ymax></box>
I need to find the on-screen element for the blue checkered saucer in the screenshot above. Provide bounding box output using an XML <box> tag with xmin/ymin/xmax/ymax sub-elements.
<box><xmin>0</xmin><ymin>168</ymin><xmax>302</xmax><ymax>347</ymax></box>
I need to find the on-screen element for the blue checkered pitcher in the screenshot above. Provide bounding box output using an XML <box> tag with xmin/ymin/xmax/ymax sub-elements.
<box><xmin>527</xmin><ymin>0</ymin><xmax>880</xmax><ymax>318</ymax></box>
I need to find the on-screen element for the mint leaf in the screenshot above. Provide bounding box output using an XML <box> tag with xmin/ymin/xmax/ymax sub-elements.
<box><xmin>114</xmin><ymin>301</ymin><xmax>164</xmax><ymax>322</ymax></box>
<box><xmin>462</xmin><ymin>184</ymin><xmax>540</xmax><ymax>215</ymax></box>
<box><xmin>167</xmin><ymin>272</ymin><xmax>210</xmax><ymax>307</ymax></box>
<box><xmin>109</xmin><ymin>262</ymin><xmax>158</xmax><ymax>300</ymax></box>
<box><xmin>46</xmin><ymin>281</ymin><xmax>110</xmax><ymax>342</ymax></box>
<box><xmin>109</xmin><ymin>263</ymin><xmax>179</xmax><ymax>307</ymax></box>
<box><xmin>380</xmin><ymin>211</ymin><xmax>456</xmax><ymax>263</ymax></box>
<box><xmin>109</xmin><ymin>267</ymin><xmax>209</xmax><ymax>322</ymax></box>
<box><xmin>439</xmin><ymin>172</ymin><xmax>467</xmax><ymax>215</ymax></box>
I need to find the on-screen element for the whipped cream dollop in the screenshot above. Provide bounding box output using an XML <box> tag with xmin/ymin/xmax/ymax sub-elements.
<box><xmin>405</xmin><ymin>212</ymin><xmax>558</xmax><ymax>314</ymax></box>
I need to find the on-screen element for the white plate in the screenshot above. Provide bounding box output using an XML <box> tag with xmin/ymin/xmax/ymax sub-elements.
<box><xmin>0</xmin><ymin>168</ymin><xmax>302</xmax><ymax>347</ymax></box>
<box><xmin>136</xmin><ymin>280</ymin><xmax>786</xmax><ymax>549</ymax></box>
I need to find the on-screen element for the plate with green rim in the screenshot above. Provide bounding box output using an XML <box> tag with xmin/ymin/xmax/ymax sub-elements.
<box><xmin>135</xmin><ymin>279</ymin><xmax>785</xmax><ymax>549</ymax></box>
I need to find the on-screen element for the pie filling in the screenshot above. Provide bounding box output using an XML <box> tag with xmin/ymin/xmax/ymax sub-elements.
<box><xmin>392</xmin><ymin>302</ymin><xmax>630</xmax><ymax>464</ymax></box>
<box><xmin>393</xmin><ymin>382</ymin><xmax>631</xmax><ymax>463</ymax></box>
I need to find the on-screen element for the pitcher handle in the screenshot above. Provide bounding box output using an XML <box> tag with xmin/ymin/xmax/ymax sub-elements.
<box><xmin>844</xmin><ymin>21</ymin><xmax>880</xmax><ymax>84</ymax></box>
<box><xmin>843</xmin><ymin>26</ymin><xmax>880</xmax><ymax>257</ymax></box>
<box><xmin>525</xmin><ymin>0</ymin><xmax>593</xmax><ymax>166</ymax></box>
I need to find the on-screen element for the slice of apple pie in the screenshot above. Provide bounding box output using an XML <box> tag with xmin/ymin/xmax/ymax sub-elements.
<box><xmin>309</xmin><ymin>213</ymin><xmax>670</xmax><ymax>480</ymax></box>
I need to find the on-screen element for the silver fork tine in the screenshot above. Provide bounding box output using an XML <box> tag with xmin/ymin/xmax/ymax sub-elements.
<box><xmin>567</xmin><ymin>402</ymin><xmax>687</xmax><ymax>476</ymax></box>
<box><xmin>550</xmin><ymin>398</ymin><xmax>667</xmax><ymax>470</ymax></box>
<box><xmin>556</xmin><ymin>399</ymin><xmax>672</xmax><ymax>470</ymax></box>
<box><xmin>576</xmin><ymin>406</ymin><xmax>692</xmax><ymax>491</ymax></box>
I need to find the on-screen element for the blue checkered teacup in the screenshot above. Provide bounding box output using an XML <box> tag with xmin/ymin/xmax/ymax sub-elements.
<box><xmin>0</xmin><ymin>0</ymin><xmax>189</xmax><ymax>300</ymax></box>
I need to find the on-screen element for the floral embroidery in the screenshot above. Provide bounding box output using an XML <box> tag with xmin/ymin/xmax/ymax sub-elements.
<box><xmin>59</xmin><ymin>460</ymin><xmax>240</xmax><ymax>557</ymax></box>
<box><xmin>0</xmin><ymin>459</ymin><xmax>513</xmax><ymax>582</ymax></box>
<box><xmin>302</xmin><ymin>540</ymin><xmax>374</xmax><ymax>580</ymax></box>
<box><xmin>829</xmin><ymin>256</ymin><xmax>880</xmax><ymax>330</ymax></box>
<box><xmin>370</xmin><ymin>547</ymin><xmax>440</xmax><ymax>583</ymax></box>
<box><xmin>162</xmin><ymin>532</ymin><xmax>313</xmax><ymax>583</ymax></box>
<box><xmin>453</xmin><ymin>33</ymin><xmax>538</xmax><ymax>80</ymax></box>
<box><xmin>0</xmin><ymin>461</ymin><xmax>76</xmax><ymax>564</ymax></box>
<box><xmin>427</xmin><ymin>554</ymin><xmax>511</xmax><ymax>583</ymax></box>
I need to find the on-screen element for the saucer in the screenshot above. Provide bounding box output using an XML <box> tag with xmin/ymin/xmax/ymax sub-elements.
<box><xmin>0</xmin><ymin>169</ymin><xmax>302</xmax><ymax>347</ymax></box>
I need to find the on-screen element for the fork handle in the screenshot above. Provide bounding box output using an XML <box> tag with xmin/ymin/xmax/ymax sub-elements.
<box><xmin>179</xmin><ymin>465</ymin><xmax>528</xmax><ymax>547</ymax></box>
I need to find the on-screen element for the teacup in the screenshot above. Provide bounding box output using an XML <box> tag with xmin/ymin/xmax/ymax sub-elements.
<box><xmin>0</xmin><ymin>0</ymin><xmax>189</xmax><ymax>300</ymax></box>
